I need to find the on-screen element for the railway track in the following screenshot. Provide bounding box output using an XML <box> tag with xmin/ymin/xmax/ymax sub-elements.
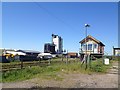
<box><xmin>1</xmin><ymin>59</ymin><xmax>78</xmax><ymax>72</ymax></box>
<box><xmin>1</xmin><ymin>61</ymin><xmax>49</xmax><ymax>72</ymax></box>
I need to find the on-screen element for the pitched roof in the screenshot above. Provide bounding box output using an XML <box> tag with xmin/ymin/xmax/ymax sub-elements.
<box><xmin>79</xmin><ymin>35</ymin><xmax>105</xmax><ymax>46</ymax></box>
<box><xmin>17</xmin><ymin>50</ymin><xmax>40</xmax><ymax>53</ymax></box>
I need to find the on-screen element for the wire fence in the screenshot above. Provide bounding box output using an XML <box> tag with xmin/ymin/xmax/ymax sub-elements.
<box><xmin>1</xmin><ymin>55</ymin><xmax>118</xmax><ymax>72</ymax></box>
<box><xmin>1</xmin><ymin>58</ymin><xmax>80</xmax><ymax>72</ymax></box>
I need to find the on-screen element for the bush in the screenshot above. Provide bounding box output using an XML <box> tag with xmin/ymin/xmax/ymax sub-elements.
<box><xmin>90</xmin><ymin>59</ymin><xmax>110</xmax><ymax>73</ymax></box>
<box><xmin>90</xmin><ymin>64</ymin><xmax>103</xmax><ymax>72</ymax></box>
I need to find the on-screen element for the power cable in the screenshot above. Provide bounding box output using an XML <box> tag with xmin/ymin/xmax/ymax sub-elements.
<box><xmin>33</xmin><ymin>2</ymin><xmax>75</xmax><ymax>30</ymax></box>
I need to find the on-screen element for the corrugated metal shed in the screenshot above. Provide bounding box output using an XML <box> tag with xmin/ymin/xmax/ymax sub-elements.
<box><xmin>17</xmin><ymin>50</ymin><xmax>40</xmax><ymax>54</ymax></box>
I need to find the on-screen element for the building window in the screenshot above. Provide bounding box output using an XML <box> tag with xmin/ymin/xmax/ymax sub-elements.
<box><xmin>88</xmin><ymin>44</ymin><xmax>92</xmax><ymax>50</ymax></box>
<box><xmin>94</xmin><ymin>44</ymin><xmax>97</xmax><ymax>49</ymax></box>
<box><xmin>82</xmin><ymin>44</ymin><xmax>86</xmax><ymax>50</ymax></box>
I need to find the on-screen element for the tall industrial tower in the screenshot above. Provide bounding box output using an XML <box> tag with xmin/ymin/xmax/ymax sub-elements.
<box><xmin>52</xmin><ymin>34</ymin><xmax>63</xmax><ymax>54</ymax></box>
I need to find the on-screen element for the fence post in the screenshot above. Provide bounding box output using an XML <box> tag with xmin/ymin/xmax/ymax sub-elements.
<box><xmin>9</xmin><ymin>61</ymin><xmax>10</xmax><ymax>71</ymax></box>
<box><xmin>66</xmin><ymin>56</ymin><xmax>68</xmax><ymax>64</ymax></box>
<box><xmin>66</xmin><ymin>50</ymin><xmax>68</xmax><ymax>64</ymax></box>
<box><xmin>85</xmin><ymin>55</ymin><xmax>88</xmax><ymax>70</ymax></box>
<box><xmin>21</xmin><ymin>59</ymin><xmax>23</xmax><ymax>69</ymax></box>
<box><xmin>48</xmin><ymin>58</ymin><xmax>51</xmax><ymax>65</ymax></box>
<box><xmin>102</xmin><ymin>55</ymin><xmax>105</xmax><ymax>65</ymax></box>
<box><xmin>39</xmin><ymin>58</ymin><xmax>41</xmax><ymax>66</ymax></box>
<box><xmin>62</xmin><ymin>53</ymin><xmax>63</xmax><ymax>61</ymax></box>
<box><xmin>81</xmin><ymin>54</ymin><xmax>85</xmax><ymax>68</ymax></box>
<box><xmin>89</xmin><ymin>55</ymin><xmax>92</xmax><ymax>69</ymax></box>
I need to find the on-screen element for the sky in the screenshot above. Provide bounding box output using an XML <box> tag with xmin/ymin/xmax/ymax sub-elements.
<box><xmin>2</xmin><ymin>2</ymin><xmax>118</xmax><ymax>55</ymax></box>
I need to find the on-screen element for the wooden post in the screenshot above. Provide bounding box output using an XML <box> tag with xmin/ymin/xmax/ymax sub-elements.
<box><xmin>9</xmin><ymin>61</ymin><xmax>10</xmax><ymax>71</ymax></box>
<box><xmin>81</xmin><ymin>54</ymin><xmax>85</xmax><ymax>67</ymax></box>
<box><xmin>85</xmin><ymin>55</ymin><xmax>88</xmax><ymax>70</ymax></box>
<box><xmin>102</xmin><ymin>54</ymin><xmax>104</xmax><ymax>65</ymax></box>
<box><xmin>62</xmin><ymin>53</ymin><xmax>63</xmax><ymax>61</ymax></box>
<box><xmin>48</xmin><ymin>58</ymin><xmax>51</xmax><ymax>65</ymax></box>
<box><xmin>89</xmin><ymin>55</ymin><xmax>92</xmax><ymax>69</ymax></box>
<box><xmin>113</xmin><ymin>46</ymin><xmax>115</xmax><ymax>55</ymax></box>
<box><xmin>21</xmin><ymin>59</ymin><xmax>23</xmax><ymax>69</ymax></box>
<box><xmin>66</xmin><ymin>50</ymin><xmax>68</xmax><ymax>64</ymax></box>
<box><xmin>39</xmin><ymin>58</ymin><xmax>41</xmax><ymax>66</ymax></box>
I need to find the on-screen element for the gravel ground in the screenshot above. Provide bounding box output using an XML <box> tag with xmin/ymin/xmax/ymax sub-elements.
<box><xmin>1</xmin><ymin>61</ymin><xmax>118</xmax><ymax>88</ymax></box>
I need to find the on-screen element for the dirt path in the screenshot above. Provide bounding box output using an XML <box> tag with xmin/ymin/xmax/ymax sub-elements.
<box><xmin>1</xmin><ymin>61</ymin><xmax>118</xmax><ymax>88</ymax></box>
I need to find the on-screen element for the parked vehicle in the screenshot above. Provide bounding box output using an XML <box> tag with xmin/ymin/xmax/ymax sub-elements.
<box><xmin>15</xmin><ymin>55</ymin><xmax>39</xmax><ymax>61</ymax></box>
<box><xmin>37</xmin><ymin>53</ymin><xmax>52</xmax><ymax>60</ymax></box>
<box><xmin>0</xmin><ymin>56</ymin><xmax>10</xmax><ymax>63</ymax></box>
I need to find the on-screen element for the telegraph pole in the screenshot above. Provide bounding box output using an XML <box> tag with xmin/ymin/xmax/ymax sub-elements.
<box><xmin>85</xmin><ymin>24</ymin><xmax>90</xmax><ymax>70</ymax></box>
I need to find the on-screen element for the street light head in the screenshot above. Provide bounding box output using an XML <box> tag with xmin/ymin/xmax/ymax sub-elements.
<box><xmin>85</xmin><ymin>24</ymin><xmax>88</xmax><ymax>26</ymax></box>
<box><xmin>85</xmin><ymin>24</ymin><xmax>90</xmax><ymax>27</ymax></box>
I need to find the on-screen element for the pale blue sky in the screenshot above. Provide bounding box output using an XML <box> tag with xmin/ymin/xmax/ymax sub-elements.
<box><xmin>2</xmin><ymin>2</ymin><xmax>118</xmax><ymax>55</ymax></box>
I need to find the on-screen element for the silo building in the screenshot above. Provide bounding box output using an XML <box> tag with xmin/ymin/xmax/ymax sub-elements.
<box><xmin>52</xmin><ymin>34</ymin><xmax>63</xmax><ymax>54</ymax></box>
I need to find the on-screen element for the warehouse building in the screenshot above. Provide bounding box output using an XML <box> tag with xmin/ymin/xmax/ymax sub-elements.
<box><xmin>44</xmin><ymin>43</ymin><xmax>56</xmax><ymax>54</ymax></box>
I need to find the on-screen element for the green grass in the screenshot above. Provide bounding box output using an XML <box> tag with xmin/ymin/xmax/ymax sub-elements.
<box><xmin>89</xmin><ymin>59</ymin><xmax>112</xmax><ymax>73</ymax></box>
<box><xmin>0</xmin><ymin>72</ymin><xmax>2</xmax><ymax>82</ymax></box>
<box><xmin>2</xmin><ymin>58</ymin><xmax>113</xmax><ymax>83</ymax></box>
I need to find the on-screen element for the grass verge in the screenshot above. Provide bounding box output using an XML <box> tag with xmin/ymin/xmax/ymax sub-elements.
<box><xmin>2</xmin><ymin>58</ymin><xmax>113</xmax><ymax>83</ymax></box>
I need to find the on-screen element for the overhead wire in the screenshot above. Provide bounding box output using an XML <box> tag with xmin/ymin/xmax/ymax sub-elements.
<box><xmin>33</xmin><ymin>2</ymin><xmax>75</xmax><ymax>31</ymax></box>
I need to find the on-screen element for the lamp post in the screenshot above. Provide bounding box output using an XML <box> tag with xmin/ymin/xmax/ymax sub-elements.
<box><xmin>85</xmin><ymin>24</ymin><xmax>90</xmax><ymax>70</ymax></box>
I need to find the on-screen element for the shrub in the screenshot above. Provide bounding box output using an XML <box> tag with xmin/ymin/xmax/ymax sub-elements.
<box><xmin>89</xmin><ymin>59</ymin><xmax>110</xmax><ymax>73</ymax></box>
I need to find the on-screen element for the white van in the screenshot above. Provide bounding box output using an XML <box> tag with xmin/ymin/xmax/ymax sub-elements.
<box><xmin>37</xmin><ymin>53</ymin><xmax>52</xmax><ymax>60</ymax></box>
